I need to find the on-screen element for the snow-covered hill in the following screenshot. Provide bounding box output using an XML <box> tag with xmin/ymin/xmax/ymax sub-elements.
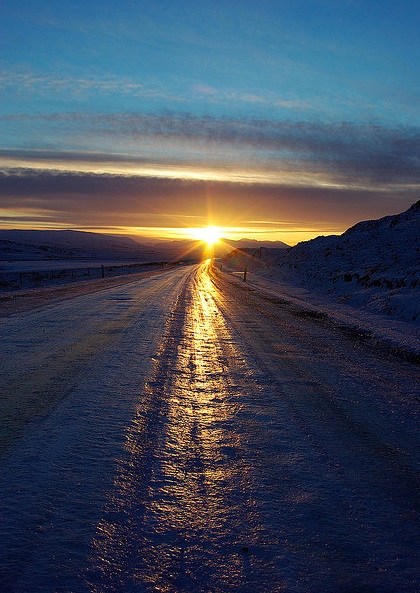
<box><xmin>222</xmin><ymin>238</ymin><xmax>289</xmax><ymax>249</ymax></box>
<box><xmin>0</xmin><ymin>230</ymin><xmax>151</xmax><ymax>261</ymax></box>
<box><xmin>226</xmin><ymin>201</ymin><xmax>420</xmax><ymax>323</ymax></box>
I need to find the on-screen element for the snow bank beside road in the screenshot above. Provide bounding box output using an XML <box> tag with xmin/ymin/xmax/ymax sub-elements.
<box><xmin>221</xmin><ymin>201</ymin><xmax>419</xmax><ymax>345</ymax></box>
<box><xmin>258</xmin><ymin>200</ymin><xmax>419</xmax><ymax>324</ymax></box>
<box><xmin>214</xmin><ymin>266</ymin><xmax>419</xmax><ymax>363</ymax></box>
<box><xmin>261</xmin><ymin>275</ymin><xmax>416</xmax><ymax>358</ymax></box>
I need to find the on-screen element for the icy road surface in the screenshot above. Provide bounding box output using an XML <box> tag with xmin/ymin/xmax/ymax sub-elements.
<box><xmin>0</xmin><ymin>261</ymin><xmax>418</xmax><ymax>593</ymax></box>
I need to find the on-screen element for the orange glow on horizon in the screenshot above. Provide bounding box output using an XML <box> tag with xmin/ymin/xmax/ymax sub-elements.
<box><xmin>186</xmin><ymin>226</ymin><xmax>223</xmax><ymax>246</ymax></box>
<box><xmin>0</xmin><ymin>218</ymin><xmax>345</xmax><ymax>246</ymax></box>
<box><xmin>119</xmin><ymin>225</ymin><xmax>344</xmax><ymax>246</ymax></box>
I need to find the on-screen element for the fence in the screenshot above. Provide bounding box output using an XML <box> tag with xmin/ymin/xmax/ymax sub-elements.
<box><xmin>0</xmin><ymin>261</ymin><xmax>173</xmax><ymax>292</ymax></box>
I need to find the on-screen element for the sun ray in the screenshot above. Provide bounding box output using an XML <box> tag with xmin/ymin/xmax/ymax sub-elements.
<box><xmin>187</xmin><ymin>226</ymin><xmax>223</xmax><ymax>246</ymax></box>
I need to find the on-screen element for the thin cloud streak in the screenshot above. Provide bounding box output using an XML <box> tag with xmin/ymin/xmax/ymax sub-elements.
<box><xmin>0</xmin><ymin>72</ymin><xmax>182</xmax><ymax>103</ymax></box>
<box><xmin>0</xmin><ymin>71</ymin><xmax>319</xmax><ymax>113</ymax></box>
<box><xmin>1</xmin><ymin>157</ymin><xmax>384</xmax><ymax>191</ymax></box>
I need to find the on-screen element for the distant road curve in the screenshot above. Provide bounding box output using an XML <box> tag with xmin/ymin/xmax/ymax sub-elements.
<box><xmin>0</xmin><ymin>260</ymin><xmax>418</xmax><ymax>593</ymax></box>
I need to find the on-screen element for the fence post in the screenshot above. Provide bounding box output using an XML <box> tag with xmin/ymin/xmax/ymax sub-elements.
<box><xmin>243</xmin><ymin>266</ymin><xmax>248</xmax><ymax>282</ymax></box>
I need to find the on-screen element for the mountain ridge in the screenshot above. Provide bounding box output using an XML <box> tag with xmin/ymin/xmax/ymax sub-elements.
<box><xmin>0</xmin><ymin>229</ymin><xmax>289</xmax><ymax>262</ymax></box>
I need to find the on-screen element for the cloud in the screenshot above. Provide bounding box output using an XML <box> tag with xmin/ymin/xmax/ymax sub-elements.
<box><xmin>0</xmin><ymin>69</ymin><xmax>370</xmax><ymax>118</ymax></box>
<box><xmin>191</xmin><ymin>84</ymin><xmax>314</xmax><ymax>111</ymax></box>
<box><xmin>0</xmin><ymin>71</ymin><xmax>313</xmax><ymax>113</ymax></box>
<box><xmin>0</xmin><ymin>72</ymin><xmax>183</xmax><ymax>103</ymax></box>
<box><xmin>0</xmin><ymin>170</ymin><xmax>416</xmax><ymax>232</ymax></box>
<box><xmin>1</xmin><ymin>114</ymin><xmax>419</xmax><ymax>189</ymax></box>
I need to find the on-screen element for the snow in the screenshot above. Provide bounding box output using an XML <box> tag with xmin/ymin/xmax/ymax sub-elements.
<box><xmin>0</xmin><ymin>229</ymin><xmax>210</xmax><ymax>268</ymax></box>
<box><xmin>223</xmin><ymin>270</ymin><xmax>419</xmax><ymax>360</ymax></box>
<box><xmin>0</xmin><ymin>259</ymin><xmax>150</xmax><ymax>272</ymax></box>
<box><xmin>0</xmin><ymin>259</ymin><xmax>181</xmax><ymax>292</ymax></box>
<box><xmin>221</xmin><ymin>201</ymin><xmax>420</xmax><ymax>355</ymax></box>
<box><xmin>0</xmin><ymin>265</ymin><xmax>197</xmax><ymax>591</ymax></box>
<box><xmin>0</xmin><ymin>260</ymin><xmax>418</xmax><ymax>592</ymax></box>
<box><xmin>0</xmin><ymin>229</ymin><xmax>149</xmax><ymax>260</ymax></box>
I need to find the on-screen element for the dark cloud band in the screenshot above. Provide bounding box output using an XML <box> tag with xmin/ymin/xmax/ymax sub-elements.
<box><xmin>1</xmin><ymin>113</ymin><xmax>419</xmax><ymax>186</ymax></box>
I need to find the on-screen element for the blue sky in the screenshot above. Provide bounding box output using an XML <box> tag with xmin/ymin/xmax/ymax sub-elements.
<box><xmin>0</xmin><ymin>0</ymin><xmax>419</xmax><ymax>242</ymax></box>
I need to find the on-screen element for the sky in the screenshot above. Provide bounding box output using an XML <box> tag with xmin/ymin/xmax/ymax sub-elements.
<box><xmin>0</xmin><ymin>0</ymin><xmax>419</xmax><ymax>244</ymax></box>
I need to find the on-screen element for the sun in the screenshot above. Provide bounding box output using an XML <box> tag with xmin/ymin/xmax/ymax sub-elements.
<box><xmin>191</xmin><ymin>226</ymin><xmax>222</xmax><ymax>246</ymax></box>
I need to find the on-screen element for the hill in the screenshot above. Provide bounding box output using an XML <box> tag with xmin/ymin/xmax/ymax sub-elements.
<box><xmin>224</xmin><ymin>201</ymin><xmax>420</xmax><ymax>323</ymax></box>
<box><xmin>0</xmin><ymin>230</ymin><xmax>152</xmax><ymax>262</ymax></box>
<box><xmin>222</xmin><ymin>238</ymin><xmax>289</xmax><ymax>249</ymax></box>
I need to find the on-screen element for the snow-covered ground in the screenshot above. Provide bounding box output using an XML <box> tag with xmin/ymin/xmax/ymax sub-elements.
<box><xmin>0</xmin><ymin>261</ymin><xmax>418</xmax><ymax>593</ymax></box>
<box><xmin>0</xmin><ymin>229</ymin><xmax>150</xmax><ymax>261</ymax></box>
<box><xmin>264</xmin><ymin>200</ymin><xmax>419</xmax><ymax>324</ymax></box>
<box><xmin>223</xmin><ymin>201</ymin><xmax>419</xmax><ymax>330</ymax></box>
<box><xmin>0</xmin><ymin>259</ymin><xmax>151</xmax><ymax>272</ymax></box>
<box><xmin>222</xmin><ymin>269</ymin><xmax>419</xmax><ymax>361</ymax></box>
<box><xmin>0</xmin><ymin>260</ymin><xmax>176</xmax><ymax>292</ymax></box>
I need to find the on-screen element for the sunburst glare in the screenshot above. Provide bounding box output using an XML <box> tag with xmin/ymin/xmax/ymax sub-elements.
<box><xmin>189</xmin><ymin>226</ymin><xmax>223</xmax><ymax>246</ymax></box>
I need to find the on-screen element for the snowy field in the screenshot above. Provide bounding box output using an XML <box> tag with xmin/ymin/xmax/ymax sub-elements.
<box><xmin>0</xmin><ymin>259</ymin><xmax>175</xmax><ymax>292</ymax></box>
<box><xmin>0</xmin><ymin>259</ymin><xmax>150</xmax><ymax>272</ymax></box>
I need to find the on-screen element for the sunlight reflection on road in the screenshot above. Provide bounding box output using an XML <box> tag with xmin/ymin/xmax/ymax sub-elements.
<box><xmin>88</xmin><ymin>260</ymin><xmax>275</xmax><ymax>593</ymax></box>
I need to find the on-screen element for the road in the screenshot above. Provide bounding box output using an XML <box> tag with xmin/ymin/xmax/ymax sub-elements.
<box><xmin>0</xmin><ymin>260</ymin><xmax>418</xmax><ymax>593</ymax></box>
